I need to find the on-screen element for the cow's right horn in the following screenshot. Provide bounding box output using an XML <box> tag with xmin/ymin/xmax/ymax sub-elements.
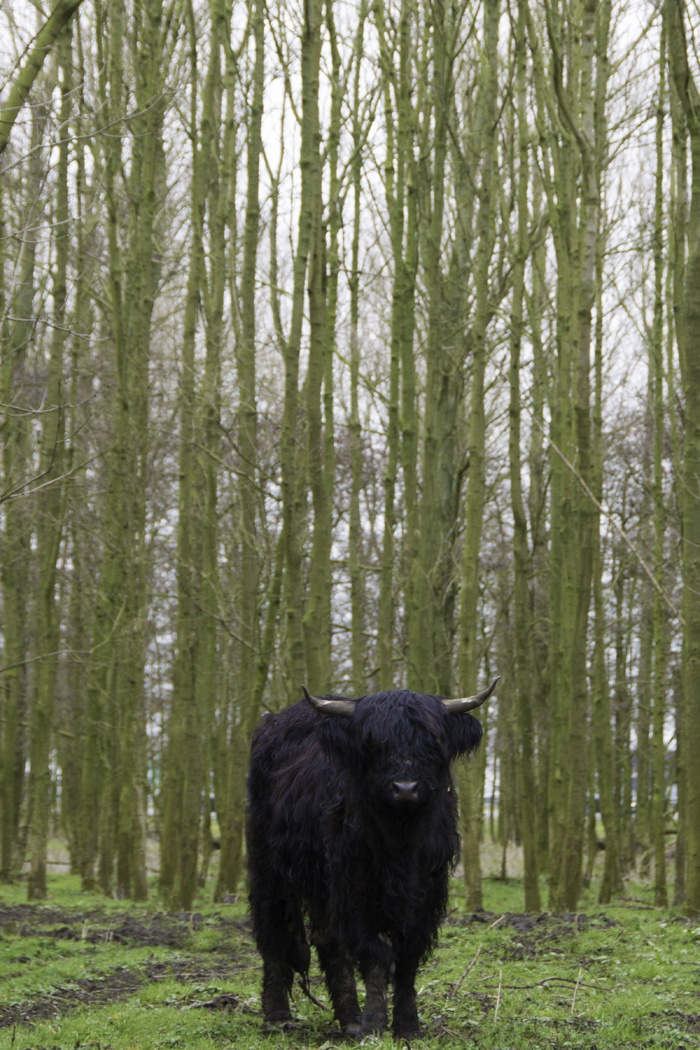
<box><xmin>442</xmin><ymin>676</ymin><xmax>500</xmax><ymax>714</ymax></box>
<box><xmin>302</xmin><ymin>685</ymin><xmax>355</xmax><ymax>717</ymax></box>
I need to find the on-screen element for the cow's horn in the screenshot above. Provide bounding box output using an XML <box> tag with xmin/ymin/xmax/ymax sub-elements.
<box><xmin>442</xmin><ymin>676</ymin><xmax>500</xmax><ymax>714</ymax></box>
<box><xmin>302</xmin><ymin>685</ymin><xmax>355</xmax><ymax>717</ymax></box>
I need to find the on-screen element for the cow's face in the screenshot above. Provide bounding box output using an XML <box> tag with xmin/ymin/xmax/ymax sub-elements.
<box><xmin>313</xmin><ymin>690</ymin><xmax>484</xmax><ymax>816</ymax></box>
<box><xmin>361</xmin><ymin>698</ymin><xmax>452</xmax><ymax>812</ymax></box>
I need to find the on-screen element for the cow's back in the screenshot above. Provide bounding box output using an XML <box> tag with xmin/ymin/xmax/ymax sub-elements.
<box><xmin>247</xmin><ymin>702</ymin><xmax>341</xmax><ymax>903</ymax></box>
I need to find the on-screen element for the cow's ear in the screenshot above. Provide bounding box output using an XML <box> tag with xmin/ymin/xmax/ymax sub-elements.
<box><xmin>447</xmin><ymin>712</ymin><xmax>483</xmax><ymax>759</ymax></box>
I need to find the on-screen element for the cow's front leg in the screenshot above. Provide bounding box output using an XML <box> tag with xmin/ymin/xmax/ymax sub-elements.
<box><xmin>392</xmin><ymin>952</ymin><xmax>422</xmax><ymax>1038</ymax></box>
<box><xmin>361</xmin><ymin>961</ymin><xmax>389</xmax><ymax>1034</ymax></box>
<box><xmin>358</xmin><ymin>937</ymin><xmax>392</xmax><ymax>1035</ymax></box>
<box><xmin>315</xmin><ymin>939</ymin><xmax>362</xmax><ymax>1035</ymax></box>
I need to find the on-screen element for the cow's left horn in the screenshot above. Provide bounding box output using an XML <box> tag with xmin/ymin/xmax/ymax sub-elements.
<box><xmin>302</xmin><ymin>685</ymin><xmax>355</xmax><ymax>717</ymax></box>
<box><xmin>442</xmin><ymin>676</ymin><xmax>500</xmax><ymax>714</ymax></box>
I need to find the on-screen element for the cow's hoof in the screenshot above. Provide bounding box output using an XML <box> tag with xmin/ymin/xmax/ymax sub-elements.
<box><xmin>393</xmin><ymin>1028</ymin><xmax>423</xmax><ymax>1041</ymax></box>
<box><xmin>358</xmin><ymin>1023</ymin><xmax>387</xmax><ymax>1037</ymax></box>
<box><xmin>342</xmin><ymin>1022</ymin><xmax>364</xmax><ymax>1040</ymax></box>
<box><xmin>393</xmin><ymin>1018</ymin><xmax>423</xmax><ymax>1040</ymax></box>
<box><xmin>263</xmin><ymin>1015</ymin><xmax>296</xmax><ymax>1033</ymax></box>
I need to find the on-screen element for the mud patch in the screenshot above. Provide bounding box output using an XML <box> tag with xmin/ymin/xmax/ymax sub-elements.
<box><xmin>443</xmin><ymin>910</ymin><xmax>622</xmax><ymax>966</ymax></box>
<box><xmin>0</xmin><ymin>957</ymin><xmax>246</xmax><ymax>1030</ymax></box>
<box><xmin>450</xmin><ymin>910</ymin><xmax>620</xmax><ymax>933</ymax></box>
<box><xmin>0</xmin><ymin>966</ymin><xmax>144</xmax><ymax>1029</ymax></box>
<box><xmin>0</xmin><ymin>904</ymin><xmax>254</xmax><ymax>1031</ymax></box>
<box><xmin>0</xmin><ymin>904</ymin><xmax>251</xmax><ymax>948</ymax></box>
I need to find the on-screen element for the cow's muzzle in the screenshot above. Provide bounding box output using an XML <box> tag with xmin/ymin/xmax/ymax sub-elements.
<box><xmin>391</xmin><ymin>780</ymin><xmax>421</xmax><ymax>805</ymax></box>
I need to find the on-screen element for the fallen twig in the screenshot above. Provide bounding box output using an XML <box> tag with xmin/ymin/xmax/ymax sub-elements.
<box><xmin>482</xmin><ymin>975</ymin><xmax>603</xmax><ymax>992</ymax></box>
<box><xmin>571</xmin><ymin>968</ymin><xmax>584</xmax><ymax>1015</ymax></box>
<box><xmin>449</xmin><ymin>943</ymin><xmax>483</xmax><ymax>998</ymax></box>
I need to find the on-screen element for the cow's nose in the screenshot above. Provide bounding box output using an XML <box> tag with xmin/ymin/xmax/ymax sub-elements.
<box><xmin>392</xmin><ymin>780</ymin><xmax>420</xmax><ymax>804</ymax></box>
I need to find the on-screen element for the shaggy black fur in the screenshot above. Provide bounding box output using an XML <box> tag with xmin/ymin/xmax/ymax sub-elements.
<box><xmin>246</xmin><ymin>688</ymin><xmax>483</xmax><ymax>1038</ymax></box>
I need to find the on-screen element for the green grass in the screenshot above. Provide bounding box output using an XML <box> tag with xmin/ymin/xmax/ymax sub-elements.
<box><xmin>1</xmin><ymin>867</ymin><xmax>699</xmax><ymax>1049</ymax></box>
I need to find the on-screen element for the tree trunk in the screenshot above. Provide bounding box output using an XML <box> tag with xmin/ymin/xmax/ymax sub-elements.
<box><xmin>302</xmin><ymin>0</ymin><xmax>332</xmax><ymax>689</ymax></box>
<box><xmin>215</xmin><ymin>0</ymin><xmax>265</xmax><ymax>900</ymax></box>
<box><xmin>348</xmin><ymin>0</ymin><xmax>369</xmax><ymax>694</ymax></box>
<box><xmin>90</xmin><ymin>0</ymin><xmax>169</xmax><ymax>899</ymax></box>
<box><xmin>28</xmin><ymin>26</ymin><xmax>72</xmax><ymax>899</ymax></box>
<box><xmin>665</xmin><ymin>0</ymin><xmax>700</xmax><ymax>916</ymax></box>
<box><xmin>532</xmin><ymin>0</ymin><xmax>609</xmax><ymax>911</ymax></box>
<box><xmin>459</xmin><ymin>0</ymin><xmax>500</xmax><ymax>911</ymax></box>
<box><xmin>651</xmin><ymin>21</ymin><xmax>668</xmax><ymax>906</ymax></box>
<box><xmin>0</xmin><ymin>142</ymin><xmax>37</xmax><ymax>884</ymax></box>
<box><xmin>509</xmin><ymin>0</ymin><xmax>540</xmax><ymax>912</ymax></box>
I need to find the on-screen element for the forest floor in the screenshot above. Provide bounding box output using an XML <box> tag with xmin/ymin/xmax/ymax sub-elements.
<box><xmin>1</xmin><ymin>859</ymin><xmax>699</xmax><ymax>1050</ymax></box>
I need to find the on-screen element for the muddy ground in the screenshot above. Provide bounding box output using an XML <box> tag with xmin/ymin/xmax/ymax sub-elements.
<box><xmin>0</xmin><ymin>904</ymin><xmax>250</xmax><ymax>1031</ymax></box>
<box><xmin>0</xmin><ymin>903</ymin><xmax>619</xmax><ymax>1032</ymax></box>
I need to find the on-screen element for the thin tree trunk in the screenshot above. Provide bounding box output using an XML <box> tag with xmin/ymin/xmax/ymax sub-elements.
<box><xmin>302</xmin><ymin>0</ymin><xmax>332</xmax><ymax>689</ymax></box>
<box><xmin>215</xmin><ymin>0</ymin><xmax>265</xmax><ymax>899</ymax></box>
<box><xmin>196</xmin><ymin>0</ymin><xmax>233</xmax><ymax>897</ymax></box>
<box><xmin>510</xmin><ymin>0</ymin><xmax>540</xmax><ymax>912</ymax></box>
<box><xmin>90</xmin><ymin>0</ymin><xmax>168</xmax><ymax>899</ymax></box>
<box><xmin>651</xmin><ymin>19</ymin><xmax>668</xmax><ymax>906</ymax></box>
<box><xmin>665</xmin><ymin>0</ymin><xmax>700</xmax><ymax>916</ymax></box>
<box><xmin>533</xmin><ymin>0</ymin><xmax>608</xmax><ymax>911</ymax></box>
<box><xmin>27</xmin><ymin>26</ymin><xmax>72</xmax><ymax>899</ymax></box>
<box><xmin>459</xmin><ymin>0</ymin><xmax>500</xmax><ymax>912</ymax></box>
<box><xmin>279</xmin><ymin>0</ymin><xmax>324</xmax><ymax>693</ymax></box>
<box><xmin>161</xmin><ymin>0</ymin><xmax>207</xmax><ymax>910</ymax></box>
<box><xmin>348</xmin><ymin>0</ymin><xmax>368</xmax><ymax>694</ymax></box>
<box><xmin>593</xmin><ymin>189</ymin><xmax>621</xmax><ymax>903</ymax></box>
<box><xmin>0</xmin><ymin>140</ymin><xmax>37</xmax><ymax>885</ymax></box>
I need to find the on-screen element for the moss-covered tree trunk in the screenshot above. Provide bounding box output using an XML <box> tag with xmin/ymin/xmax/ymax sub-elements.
<box><xmin>458</xmin><ymin>0</ymin><xmax>500</xmax><ymax>912</ymax></box>
<box><xmin>348</xmin><ymin>0</ymin><xmax>369</xmax><ymax>694</ymax></box>
<box><xmin>593</xmin><ymin>158</ymin><xmax>621</xmax><ymax>903</ymax></box>
<box><xmin>61</xmin><ymin>56</ymin><xmax>94</xmax><ymax>872</ymax></box>
<box><xmin>0</xmin><ymin>118</ymin><xmax>38</xmax><ymax>884</ymax></box>
<box><xmin>375</xmin><ymin>0</ymin><xmax>402</xmax><ymax>690</ymax></box>
<box><xmin>510</xmin><ymin>0</ymin><xmax>540</xmax><ymax>913</ymax></box>
<box><xmin>89</xmin><ymin>0</ymin><xmax>169</xmax><ymax>899</ymax></box>
<box><xmin>668</xmin><ymin>41</ymin><xmax>688</xmax><ymax>908</ymax></box>
<box><xmin>160</xmin><ymin>0</ymin><xmax>210</xmax><ymax>911</ymax></box>
<box><xmin>27</xmin><ymin>27</ymin><xmax>72</xmax><ymax>899</ymax></box>
<box><xmin>215</xmin><ymin>0</ymin><xmax>265</xmax><ymax>900</ymax></box>
<box><xmin>302</xmin><ymin>0</ymin><xmax>333</xmax><ymax>691</ymax></box>
<box><xmin>665</xmin><ymin>0</ymin><xmax>700</xmax><ymax>917</ymax></box>
<box><xmin>278</xmin><ymin>0</ymin><xmax>324</xmax><ymax>695</ymax></box>
<box><xmin>651</xmin><ymin>20</ymin><xmax>668</xmax><ymax>907</ymax></box>
<box><xmin>531</xmin><ymin>0</ymin><xmax>609</xmax><ymax>911</ymax></box>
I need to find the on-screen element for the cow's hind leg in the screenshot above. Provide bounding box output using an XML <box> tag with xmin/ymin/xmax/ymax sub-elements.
<box><xmin>261</xmin><ymin>955</ymin><xmax>294</xmax><ymax>1024</ymax></box>
<box><xmin>253</xmin><ymin>896</ymin><xmax>309</xmax><ymax>1025</ymax></box>
<box><xmin>315</xmin><ymin>940</ymin><xmax>362</xmax><ymax>1035</ymax></box>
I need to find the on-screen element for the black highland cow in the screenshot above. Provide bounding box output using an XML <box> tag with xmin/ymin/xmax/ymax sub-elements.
<box><xmin>246</xmin><ymin>677</ymin><xmax>499</xmax><ymax>1038</ymax></box>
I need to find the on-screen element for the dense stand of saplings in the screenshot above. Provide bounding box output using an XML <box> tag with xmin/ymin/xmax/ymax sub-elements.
<box><xmin>246</xmin><ymin>677</ymin><xmax>499</xmax><ymax>1038</ymax></box>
